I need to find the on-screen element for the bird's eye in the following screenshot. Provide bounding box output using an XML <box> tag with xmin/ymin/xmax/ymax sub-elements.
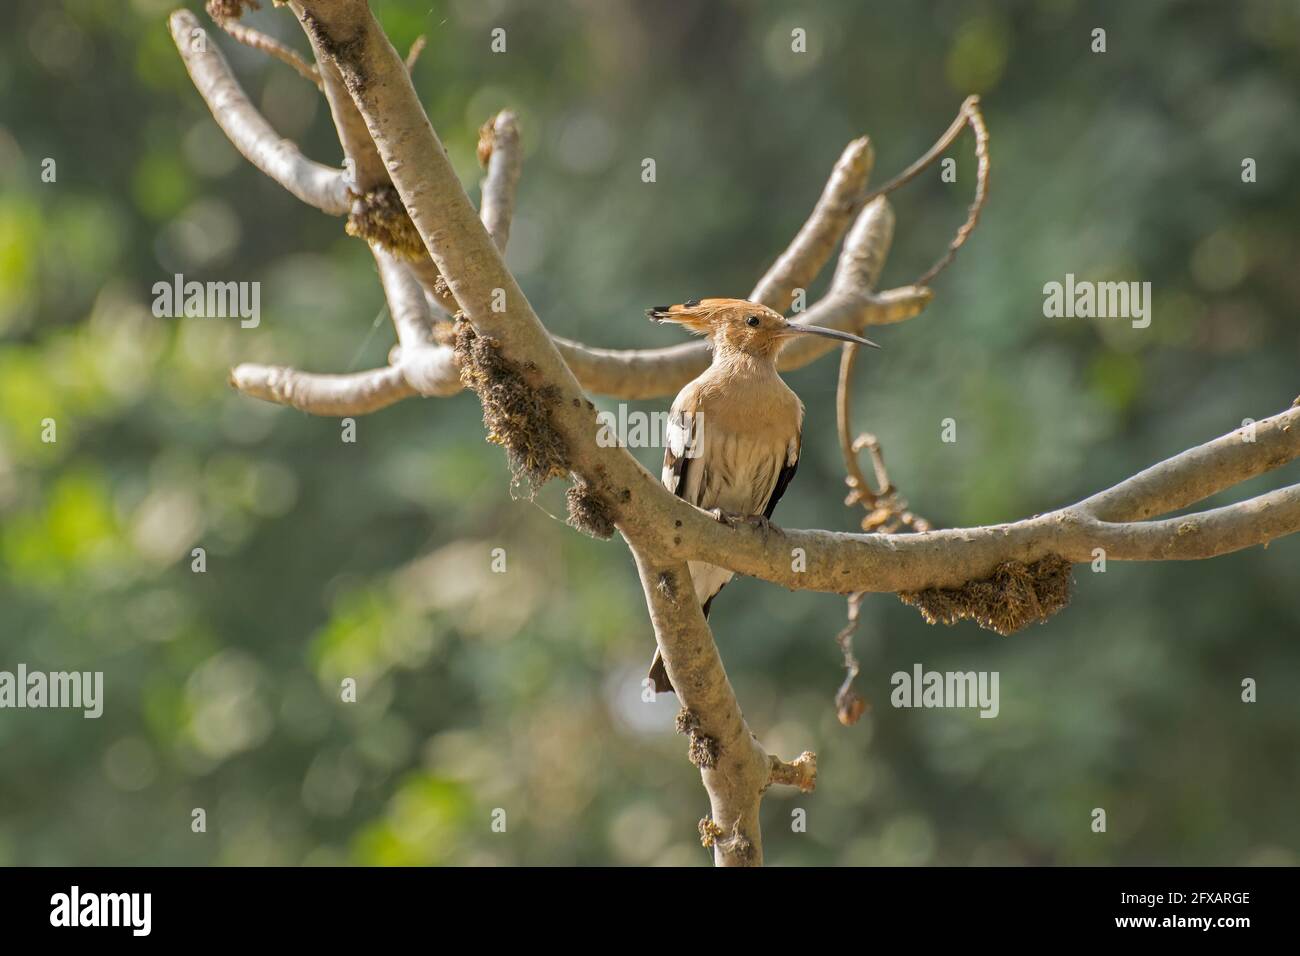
<box><xmin>746</xmin><ymin>315</ymin><xmax>761</xmax><ymax>327</ymax></box>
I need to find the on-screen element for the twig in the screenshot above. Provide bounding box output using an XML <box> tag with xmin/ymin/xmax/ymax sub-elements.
<box><xmin>405</xmin><ymin>35</ymin><xmax>426</xmax><ymax>72</ymax></box>
<box><xmin>768</xmin><ymin>752</ymin><xmax>818</xmax><ymax>793</ymax></box>
<box><xmin>833</xmin><ymin>592</ymin><xmax>867</xmax><ymax>726</ymax></box>
<box><xmin>859</xmin><ymin>95</ymin><xmax>990</xmax><ymax>287</ymax></box>
<box><xmin>218</xmin><ymin>20</ymin><xmax>322</xmax><ymax>88</ymax></box>
<box><xmin>835</xmin><ymin>343</ymin><xmax>932</xmax><ymax>533</ymax></box>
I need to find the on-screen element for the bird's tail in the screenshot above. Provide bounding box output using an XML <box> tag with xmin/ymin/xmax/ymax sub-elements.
<box><xmin>648</xmin><ymin>650</ymin><xmax>672</xmax><ymax>696</ymax></box>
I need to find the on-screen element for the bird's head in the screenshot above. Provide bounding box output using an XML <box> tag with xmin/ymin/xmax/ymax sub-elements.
<box><xmin>646</xmin><ymin>297</ymin><xmax>879</xmax><ymax>359</ymax></box>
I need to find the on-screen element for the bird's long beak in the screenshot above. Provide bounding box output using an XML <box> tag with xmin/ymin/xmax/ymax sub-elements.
<box><xmin>782</xmin><ymin>323</ymin><xmax>882</xmax><ymax>349</ymax></box>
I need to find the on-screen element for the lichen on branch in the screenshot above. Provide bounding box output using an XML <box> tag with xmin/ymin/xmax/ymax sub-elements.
<box><xmin>346</xmin><ymin>185</ymin><xmax>424</xmax><ymax>259</ymax></box>
<box><xmin>898</xmin><ymin>555</ymin><xmax>1073</xmax><ymax>635</ymax></box>
<box><xmin>453</xmin><ymin>321</ymin><xmax>570</xmax><ymax>492</ymax></box>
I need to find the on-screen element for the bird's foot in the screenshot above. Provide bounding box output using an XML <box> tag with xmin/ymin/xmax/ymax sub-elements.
<box><xmin>710</xmin><ymin>507</ymin><xmax>746</xmax><ymax>526</ymax></box>
<box><xmin>710</xmin><ymin>509</ymin><xmax>774</xmax><ymax>534</ymax></box>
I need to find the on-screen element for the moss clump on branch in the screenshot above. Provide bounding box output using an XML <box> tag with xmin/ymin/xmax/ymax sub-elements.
<box><xmin>698</xmin><ymin>817</ymin><xmax>724</xmax><ymax>849</ymax></box>
<box><xmin>689</xmin><ymin>733</ymin><xmax>719</xmax><ymax>769</ymax></box>
<box><xmin>566</xmin><ymin>479</ymin><xmax>616</xmax><ymax>539</ymax></box>
<box><xmin>454</xmin><ymin>321</ymin><xmax>569</xmax><ymax>492</ymax></box>
<box><xmin>674</xmin><ymin>708</ymin><xmax>699</xmax><ymax>736</ymax></box>
<box><xmin>346</xmin><ymin>186</ymin><xmax>424</xmax><ymax>260</ymax></box>
<box><xmin>676</xmin><ymin>708</ymin><xmax>718</xmax><ymax>769</ymax></box>
<box><xmin>898</xmin><ymin>554</ymin><xmax>1073</xmax><ymax>635</ymax></box>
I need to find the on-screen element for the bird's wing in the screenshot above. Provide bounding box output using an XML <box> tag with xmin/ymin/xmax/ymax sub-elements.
<box><xmin>661</xmin><ymin>405</ymin><xmax>699</xmax><ymax>499</ymax></box>
<box><xmin>762</xmin><ymin>434</ymin><xmax>801</xmax><ymax>519</ymax></box>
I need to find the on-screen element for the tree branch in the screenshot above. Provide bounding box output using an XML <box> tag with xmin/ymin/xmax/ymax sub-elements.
<box><xmin>172</xmin><ymin>3</ymin><xmax>930</xmax><ymax>408</ymax></box>
<box><xmin>234</xmin><ymin>227</ymin><xmax>934</xmax><ymax>413</ymax></box>
<box><xmin>478</xmin><ymin>111</ymin><xmax>522</xmax><ymax>251</ymax></box>
<box><xmin>554</xmin><ymin>198</ymin><xmax>932</xmax><ymax>399</ymax></box>
<box><xmin>652</xmin><ymin>404</ymin><xmax>1300</xmax><ymax>596</ymax></box>
<box><xmin>228</xmin><ymin>362</ymin><xmax>416</xmax><ymax>414</ymax></box>
<box><xmin>226</xmin><ymin>245</ymin><xmax>461</xmax><ymax>413</ymax></box>
<box><xmin>628</xmin><ymin>543</ymin><xmax>815</xmax><ymax>866</ymax></box>
<box><xmin>169</xmin><ymin>10</ymin><xmax>350</xmax><ymax>214</ymax></box>
<box><xmin>375</xmin><ymin>248</ymin><xmax>462</xmax><ymax>397</ymax></box>
<box><xmin>859</xmin><ymin>94</ymin><xmax>990</xmax><ymax>287</ymax></box>
<box><xmin>1078</xmin><ymin>405</ymin><xmax>1300</xmax><ymax>521</ymax></box>
<box><xmin>284</xmin><ymin>0</ymin><xmax>825</xmax><ymax>866</ymax></box>
<box><xmin>186</xmin><ymin>2</ymin><xmax>930</xmax><ymax>410</ymax></box>
<box><xmin>749</xmin><ymin>137</ymin><xmax>874</xmax><ymax>312</ymax></box>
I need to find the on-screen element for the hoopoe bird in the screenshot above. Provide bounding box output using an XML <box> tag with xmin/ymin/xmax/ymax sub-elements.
<box><xmin>645</xmin><ymin>297</ymin><xmax>880</xmax><ymax>693</ymax></box>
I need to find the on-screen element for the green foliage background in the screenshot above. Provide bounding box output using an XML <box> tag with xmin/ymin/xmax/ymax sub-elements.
<box><xmin>1</xmin><ymin>0</ymin><xmax>1297</xmax><ymax>866</ymax></box>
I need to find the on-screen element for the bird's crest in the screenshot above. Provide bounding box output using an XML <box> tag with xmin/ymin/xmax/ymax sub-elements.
<box><xmin>645</xmin><ymin>298</ymin><xmax>758</xmax><ymax>336</ymax></box>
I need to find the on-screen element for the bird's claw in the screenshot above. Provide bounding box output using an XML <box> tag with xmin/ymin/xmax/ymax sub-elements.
<box><xmin>710</xmin><ymin>509</ymin><xmax>774</xmax><ymax>534</ymax></box>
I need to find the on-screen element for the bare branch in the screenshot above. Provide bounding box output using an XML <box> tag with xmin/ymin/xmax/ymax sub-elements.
<box><xmin>749</xmin><ymin>137</ymin><xmax>875</xmax><ymax>312</ymax></box>
<box><xmin>229</xmin><ymin>362</ymin><xmax>416</xmax><ymax>414</ymax></box>
<box><xmin>375</xmin><ymin>246</ymin><xmax>432</xmax><ymax>349</ymax></box>
<box><xmin>374</xmin><ymin>247</ymin><xmax>462</xmax><ymax>397</ymax></box>
<box><xmin>227</xmin><ymin>245</ymin><xmax>461</xmax><ymax>416</ymax></box>
<box><xmin>405</xmin><ymin>35</ymin><xmax>426</xmax><ymax>72</ymax></box>
<box><xmin>183</xmin><ymin>13</ymin><xmax>924</xmax><ymax>405</ymax></box>
<box><xmin>169</xmin><ymin>10</ymin><xmax>350</xmax><ymax>214</ymax></box>
<box><xmin>628</xmin><ymin>544</ymin><xmax>809</xmax><ymax>867</ymax></box>
<box><xmin>768</xmin><ymin>752</ymin><xmax>818</xmax><ymax>793</ymax></box>
<box><xmin>295</xmin><ymin>1</ymin><xmax>460</xmax><ymax>314</ymax></box>
<box><xmin>915</xmin><ymin>96</ymin><xmax>989</xmax><ymax>287</ymax></box>
<box><xmin>478</xmin><ymin>111</ymin><xmax>522</xmax><ymax>250</ymax></box>
<box><xmin>1078</xmin><ymin>405</ymin><xmax>1300</xmax><ymax>521</ymax></box>
<box><xmin>286</xmin><ymin>0</ymin><xmax>644</xmax><ymax>492</ymax></box>
<box><xmin>310</xmin><ymin>49</ymin><xmax>386</xmax><ymax>192</ymax></box>
<box><xmin>173</xmin><ymin>4</ymin><xmax>932</xmax><ymax>407</ymax></box>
